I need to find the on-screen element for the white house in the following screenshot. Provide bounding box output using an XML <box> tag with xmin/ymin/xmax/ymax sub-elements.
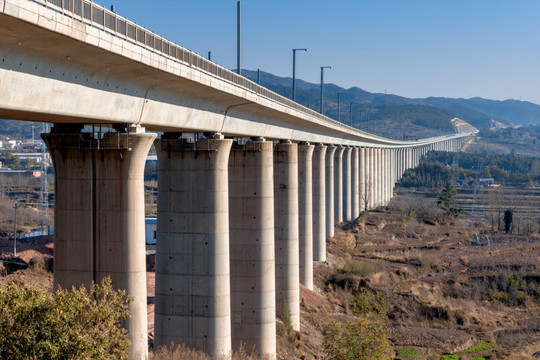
<box><xmin>145</xmin><ymin>218</ymin><xmax>157</xmax><ymax>245</ymax></box>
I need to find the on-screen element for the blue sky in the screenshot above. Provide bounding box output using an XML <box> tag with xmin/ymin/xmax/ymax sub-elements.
<box><xmin>97</xmin><ymin>0</ymin><xmax>540</xmax><ymax>104</ymax></box>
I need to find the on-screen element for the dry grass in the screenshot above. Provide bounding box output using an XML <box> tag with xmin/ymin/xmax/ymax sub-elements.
<box><xmin>150</xmin><ymin>343</ymin><xmax>268</xmax><ymax>360</ymax></box>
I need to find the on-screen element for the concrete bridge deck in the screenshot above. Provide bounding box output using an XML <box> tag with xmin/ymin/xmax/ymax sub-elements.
<box><xmin>0</xmin><ymin>0</ymin><xmax>470</xmax><ymax>146</ymax></box>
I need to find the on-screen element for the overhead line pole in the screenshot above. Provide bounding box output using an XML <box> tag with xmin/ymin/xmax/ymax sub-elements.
<box><xmin>337</xmin><ymin>92</ymin><xmax>346</xmax><ymax>123</ymax></box>
<box><xmin>320</xmin><ymin>66</ymin><xmax>331</xmax><ymax>115</ymax></box>
<box><xmin>292</xmin><ymin>48</ymin><xmax>307</xmax><ymax>102</ymax></box>
<box><xmin>237</xmin><ymin>1</ymin><xmax>241</xmax><ymax>75</ymax></box>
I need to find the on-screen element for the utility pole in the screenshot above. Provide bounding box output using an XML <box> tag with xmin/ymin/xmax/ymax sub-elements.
<box><xmin>13</xmin><ymin>203</ymin><xmax>18</xmax><ymax>256</ymax></box>
<box><xmin>292</xmin><ymin>48</ymin><xmax>307</xmax><ymax>101</ymax></box>
<box><xmin>337</xmin><ymin>93</ymin><xmax>346</xmax><ymax>123</ymax></box>
<box><xmin>320</xmin><ymin>66</ymin><xmax>331</xmax><ymax>115</ymax></box>
<box><xmin>237</xmin><ymin>1</ymin><xmax>241</xmax><ymax>75</ymax></box>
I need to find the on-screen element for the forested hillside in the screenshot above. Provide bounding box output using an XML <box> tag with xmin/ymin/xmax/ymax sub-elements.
<box><xmin>400</xmin><ymin>150</ymin><xmax>540</xmax><ymax>188</ymax></box>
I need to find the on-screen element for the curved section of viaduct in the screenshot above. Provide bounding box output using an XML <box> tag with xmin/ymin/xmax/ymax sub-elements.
<box><xmin>1</xmin><ymin>1</ymin><xmax>475</xmax><ymax>359</ymax></box>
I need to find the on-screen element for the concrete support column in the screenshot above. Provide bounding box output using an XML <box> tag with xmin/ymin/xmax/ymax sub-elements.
<box><xmin>342</xmin><ymin>146</ymin><xmax>352</xmax><ymax>221</ymax></box>
<box><xmin>388</xmin><ymin>149</ymin><xmax>393</xmax><ymax>203</ymax></box>
<box><xmin>382</xmin><ymin>148</ymin><xmax>387</xmax><ymax>205</ymax></box>
<box><xmin>383</xmin><ymin>149</ymin><xmax>388</xmax><ymax>205</ymax></box>
<box><xmin>401</xmin><ymin>148</ymin><xmax>406</xmax><ymax>172</ymax></box>
<box><xmin>298</xmin><ymin>143</ymin><xmax>315</xmax><ymax>290</ymax></box>
<box><xmin>374</xmin><ymin>148</ymin><xmax>381</xmax><ymax>207</ymax></box>
<box><xmin>391</xmin><ymin>149</ymin><xmax>396</xmax><ymax>195</ymax></box>
<box><xmin>403</xmin><ymin>148</ymin><xmax>407</xmax><ymax>173</ymax></box>
<box><xmin>368</xmin><ymin>148</ymin><xmax>375</xmax><ymax>210</ymax></box>
<box><xmin>398</xmin><ymin>148</ymin><xmax>401</xmax><ymax>179</ymax></box>
<box><xmin>325</xmin><ymin>145</ymin><xmax>337</xmax><ymax>238</ymax></box>
<box><xmin>312</xmin><ymin>144</ymin><xmax>327</xmax><ymax>262</ymax></box>
<box><xmin>395</xmin><ymin>149</ymin><xmax>400</xmax><ymax>182</ymax></box>
<box><xmin>402</xmin><ymin>148</ymin><xmax>407</xmax><ymax>172</ymax></box>
<box><xmin>334</xmin><ymin>146</ymin><xmax>345</xmax><ymax>222</ymax></box>
<box><xmin>388</xmin><ymin>149</ymin><xmax>396</xmax><ymax>201</ymax></box>
<box><xmin>399</xmin><ymin>149</ymin><xmax>403</xmax><ymax>178</ymax></box>
<box><xmin>273</xmin><ymin>141</ymin><xmax>300</xmax><ymax>332</ymax></box>
<box><xmin>229</xmin><ymin>140</ymin><xmax>276</xmax><ymax>359</ymax></box>
<box><xmin>154</xmin><ymin>136</ymin><xmax>233</xmax><ymax>357</ymax></box>
<box><xmin>392</xmin><ymin>149</ymin><xmax>399</xmax><ymax>183</ymax></box>
<box><xmin>383</xmin><ymin>149</ymin><xmax>390</xmax><ymax>206</ymax></box>
<box><xmin>43</xmin><ymin>125</ymin><xmax>155</xmax><ymax>360</ymax></box>
<box><xmin>352</xmin><ymin>147</ymin><xmax>360</xmax><ymax>219</ymax></box>
<box><xmin>359</xmin><ymin>147</ymin><xmax>366</xmax><ymax>212</ymax></box>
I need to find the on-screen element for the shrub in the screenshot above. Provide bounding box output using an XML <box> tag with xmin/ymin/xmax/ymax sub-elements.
<box><xmin>0</xmin><ymin>277</ymin><xmax>130</xmax><ymax>359</ymax></box>
<box><xmin>342</xmin><ymin>259</ymin><xmax>383</xmax><ymax>277</ymax></box>
<box><xmin>488</xmin><ymin>275</ymin><xmax>532</xmax><ymax>306</ymax></box>
<box><xmin>350</xmin><ymin>288</ymin><xmax>387</xmax><ymax>317</ymax></box>
<box><xmin>490</xmin><ymin>290</ymin><xmax>509</xmax><ymax>303</ymax></box>
<box><xmin>324</xmin><ymin>289</ymin><xmax>393</xmax><ymax>360</ymax></box>
<box><xmin>28</xmin><ymin>256</ymin><xmax>54</xmax><ymax>272</ymax></box>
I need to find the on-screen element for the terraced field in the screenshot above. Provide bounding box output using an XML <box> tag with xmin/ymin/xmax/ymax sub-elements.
<box><xmin>397</xmin><ymin>186</ymin><xmax>540</xmax><ymax>232</ymax></box>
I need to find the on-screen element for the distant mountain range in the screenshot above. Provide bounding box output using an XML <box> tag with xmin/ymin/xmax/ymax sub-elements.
<box><xmin>242</xmin><ymin>69</ymin><xmax>540</xmax><ymax>138</ymax></box>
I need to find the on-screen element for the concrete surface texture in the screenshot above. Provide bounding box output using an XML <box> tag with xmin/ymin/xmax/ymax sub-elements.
<box><xmin>43</xmin><ymin>126</ymin><xmax>155</xmax><ymax>360</ymax></box>
<box><xmin>154</xmin><ymin>137</ymin><xmax>233</xmax><ymax>357</ymax></box>
<box><xmin>273</xmin><ymin>141</ymin><xmax>300</xmax><ymax>332</ymax></box>
<box><xmin>297</xmin><ymin>144</ymin><xmax>315</xmax><ymax>291</ymax></box>
<box><xmin>359</xmin><ymin>147</ymin><xmax>366</xmax><ymax>212</ymax></box>
<box><xmin>368</xmin><ymin>148</ymin><xmax>376</xmax><ymax>210</ymax></box>
<box><xmin>312</xmin><ymin>145</ymin><xmax>327</xmax><ymax>262</ymax></box>
<box><xmin>229</xmin><ymin>140</ymin><xmax>277</xmax><ymax>359</ymax></box>
<box><xmin>325</xmin><ymin>146</ymin><xmax>337</xmax><ymax>239</ymax></box>
<box><xmin>342</xmin><ymin>147</ymin><xmax>352</xmax><ymax>222</ymax></box>
<box><xmin>352</xmin><ymin>147</ymin><xmax>360</xmax><ymax>219</ymax></box>
<box><xmin>334</xmin><ymin>146</ymin><xmax>344</xmax><ymax>222</ymax></box>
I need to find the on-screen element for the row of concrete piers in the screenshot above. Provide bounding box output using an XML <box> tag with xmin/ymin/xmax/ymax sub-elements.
<box><xmin>42</xmin><ymin>124</ymin><xmax>466</xmax><ymax>359</ymax></box>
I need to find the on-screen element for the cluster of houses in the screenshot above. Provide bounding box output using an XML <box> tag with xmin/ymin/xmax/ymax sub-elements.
<box><xmin>0</xmin><ymin>137</ymin><xmax>48</xmax><ymax>177</ymax></box>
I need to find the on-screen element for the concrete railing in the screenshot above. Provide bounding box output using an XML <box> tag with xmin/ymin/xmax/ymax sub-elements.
<box><xmin>31</xmin><ymin>0</ymin><xmax>359</xmax><ymax>134</ymax></box>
